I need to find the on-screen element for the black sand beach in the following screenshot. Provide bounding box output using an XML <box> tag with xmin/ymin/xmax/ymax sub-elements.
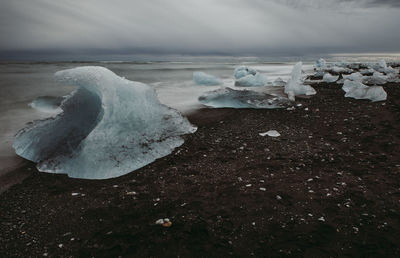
<box><xmin>1</xmin><ymin>81</ymin><xmax>400</xmax><ymax>257</ymax></box>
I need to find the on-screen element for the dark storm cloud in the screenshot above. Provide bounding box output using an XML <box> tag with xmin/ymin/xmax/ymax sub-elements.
<box><xmin>0</xmin><ymin>0</ymin><xmax>399</xmax><ymax>58</ymax></box>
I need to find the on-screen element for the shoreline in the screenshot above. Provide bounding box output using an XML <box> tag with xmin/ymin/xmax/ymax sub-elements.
<box><xmin>1</xmin><ymin>81</ymin><xmax>400</xmax><ymax>256</ymax></box>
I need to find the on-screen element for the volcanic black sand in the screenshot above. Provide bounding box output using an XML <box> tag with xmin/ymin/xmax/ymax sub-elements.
<box><xmin>1</xmin><ymin>81</ymin><xmax>400</xmax><ymax>257</ymax></box>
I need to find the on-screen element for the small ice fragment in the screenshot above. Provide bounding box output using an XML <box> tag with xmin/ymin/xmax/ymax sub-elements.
<box><xmin>246</xmin><ymin>184</ymin><xmax>252</xmax><ymax>187</ymax></box>
<box><xmin>318</xmin><ymin>217</ymin><xmax>325</xmax><ymax>222</ymax></box>
<box><xmin>259</xmin><ymin>130</ymin><xmax>281</xmax><ymax>137</ymax></box>
<box><xmin>71</xmin><ymin>193</ymin><xmax>79</xmax><ymax>196</ymax></box>
<box><xmin>276</xmin><ymin>195</ymin><xmax>282</xmax><ymax>200</ymax></box>
<box><xmin>259</xmin><ymin>187</ymin><xmax>266</xmax><ymax>191</ymax></box>
<box><xmin>155</xmin><ymin>219</ymin><xmax>164</xmax><ymax>225</ymax></box>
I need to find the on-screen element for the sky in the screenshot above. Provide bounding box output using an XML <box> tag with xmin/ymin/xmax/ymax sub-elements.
<box><xmin>0</xmin><ymin>0</ymin><xmax>399</xmax><ymax>59</ymax></box>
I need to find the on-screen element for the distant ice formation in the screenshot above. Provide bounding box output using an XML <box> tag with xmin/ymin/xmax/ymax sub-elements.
<box><xmin>234</xmin><ymin>66</ymin><xmax>257</xmax><ymax>79</ymax></box>
<box><xmin>233</xmin><ymin>66</ymin><xmax>268</xmax><ymax>87</ymax></box>
<box><xmin>285</xmin><ymin>62</ymin><xmax>316</xmax><ymax>100</ymax></box>
<box><xmin>199</xmin><ymin>87</ymin><xmax>290</xmax><ymax>109</ymax></box>
<box><xmin>235</xmin><ymin>73</ymin><xmax>268</xmax><ymax>87</ymax></box>
<box><xmin>14</xmin><ymin>66</ymin><xmax>197</xmax><ymax>179</ymax></box>
<box><xmin>30</xmin><ymin>96</ymin><xmax>64</xmax><ymax>114</ymax></box>
<box><xmin>315</xmin><ymin>58</ymin><xmax>326</xmax><ymax>69</ymax></box>
<box><xmin>193</xmin><ymin>71</ymin><xmax>223</xmax><ymax>86</ymax></box>
<box><xmin>272</xmin><ymin>77</ymin><xmax>286</xmax><ymax>87</ymax></box>
<box><xmin>323</xmin><ymin>73</ymin><xmax>339</xmax><ymax>83</ymax></box>
<box><xmin>342</xmin><ymin>80</ymin><xmax>387</xmax><ymax>102</ymax></box>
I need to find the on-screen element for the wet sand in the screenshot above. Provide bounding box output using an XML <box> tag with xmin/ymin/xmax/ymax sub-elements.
<box><xmin>1</xmin><ymin>81</ymin><xmax>400</xmax><ymax>257</ymax></box>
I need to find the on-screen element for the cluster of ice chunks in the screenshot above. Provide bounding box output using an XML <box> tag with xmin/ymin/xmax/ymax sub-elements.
<box><xmin>14</xmin><ymin>66</ymin><xmax>197</xmax><ymax>179</ymax></box>
<box><xmin>193</xmin><ymin>71</ymin><xmax>223</xmax><ymax>86</ymax></box>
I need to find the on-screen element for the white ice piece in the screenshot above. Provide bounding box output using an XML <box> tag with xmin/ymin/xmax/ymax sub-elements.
<box><xmin>315</xmin><ymin>58</ymin><xmax>327</xmax><ymax>69</ymax></box>
<box><xmin>259</xmin><ymin>130</ymin><xmax>281</xmax><ymax>137</ymax></box>
<box><xmin>284</xmin><ymin>62</ymin><xmax>316</xmax><ymax>100</ymax></box>
<box><xmin>198</xmin><ymin>87</ymin><xmax>290</xmax><ymax>109</ymax></box>
<box><xmin>234</xmin><ymin>66</ymin><xmax>257</xmax><ymax>79</ymax></box>
<box><xmin>193</xmin><ymin>71</ymin><xmax>223</xmax><ymax>86</ymax></box>
<box><xmin>272</xmin><ymin>77</ymin><xmax>286</xmax><ymax>87</ymax></box>
<box><xmin>323</xmin><ymin>73</ymin><xmax>339</xmax><ymax>83</ymax></box>
<box><xmin>13</xmin><ymin>66</ymin><xmax>197</xmax><ymax>179</ymax></box>
<box><xmin>235</xmin><ymin>73</ymin><xmax>268</xmax><ymax>87</ymax></box>
<box><xmin>342</xmin><ymin>80</ymin><xmax>387</xmax><ymax>102</ymax></box>
<box><xmin>342</xmin><ymin>72</ymin><xmax>364</xmax><ymax>82</ymax></box>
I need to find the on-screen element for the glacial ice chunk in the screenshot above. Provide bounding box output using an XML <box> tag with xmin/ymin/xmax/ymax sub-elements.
<box><xmin>30</xmin><ymin>96</ymin><xmax>64</xmax><ymax>114</ymax></box>
<box><xmin>315</xmin><ymin>58</ymin><xmax>326</xmax><ymax>69</ymax></box>
<box><xmin>272</xmin><ymin>77</ymin><xmax>286</xmax><ymax>87</ymax></box>
<box><xmin>342</xmin><ymin>72</ymin><xmax>364</xmax><ymax>82</ymax></box>
<box><xmin>284</xmin><ymin>62</ymin><xmax>316</xmax><ymax>100</ymax></box>
<box><xmin>193</xmin><ymin>71</ymin><xmax>223</xmax><ymax>86</ymax></box>
<box><xmin>235</xmin><ymin>73</ymin><xmax>268</xmax><ymax>87</ymax></box>
<box><xmin>234</xmin><ymin>66</ymin><xmax>257</xmax><ymax>79</ymax></box>
<box><xmin>13</xmin><ymin>66</ymin><xmax>197</xmax><ymax>179</ymax></box>
<box><xmin>342</xmin><ymin>80</ymin><xmax>386</xmax><ymax>102</ymax></box>
<box><xmin>323</xmin><ymin>73</ymin><xmax>339</xmax><ymax>83</ymax></box>
<box><xmin>199</xmin><ymin>87</ymin><xmax>290</xmax><ymax>109</ymax></box>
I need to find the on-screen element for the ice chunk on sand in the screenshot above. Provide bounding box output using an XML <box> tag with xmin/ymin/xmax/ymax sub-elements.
<box><xmin>369</xmin><ymin>71</ymin><xmax>388</xmax><ymax>85</ymax></box>
<box><xmin>235</xmin><ymin>73</ymin><xmax>268</xmax><ymax>87</ymax></box>
<box><xmin>315</xmin><ymin>58</ymin><xmax>326</xmax><ymax>69</ymax></box>
<box><xmin>284</xmin><ymin>62</ymin><xmax>316</xmax><ymax>100</ymax></box>
<box><xmin>30</xmin><ymin>96</ymin><xmax>64</xmax><ymax>114</ymax></box>
<box><xmin>234</xmin><ymin>66</ymin><xmax>257</xmax><ymax>79</ymax></box>
<box><xmin>198</xmin><ymin>87</ymin><xmax>290</xmax><ymax>109</ymax></box>
<box><xmin>259</xmin><ymin>130</ymin><xmax>281</xmax><ymax>137</ymax></box>
<box><xmin>323</xmin><ymin>73</ymin><xmax>339</xmax><ymax>83</ymax></box>
<box><xmin>193</xmin><ymin>71</ymin><xmax>222</xmax><ymax>86</ymax></box>
<box><xmin>342</xmin><ymin>80</ymin><xmax>386</xmax><ymax>102</ymax></box>
<box><xmin>331</xmin><ymin>66</ymin><xmax>352</xmax><ymax>74</ymax></box>
<box><xmin>272</xmin><ymin>77</ymin><xmax>286</xmax><ymax>87</ymax></box>
<box><xmin>13</xmin><ymin>66</ymin><xmax>197</xmax><ymax>179</ymax></box>
<box><xmin>342</xmin><ymin>72</ymin><xmax>364</xmax><ymax>82</ymax></box>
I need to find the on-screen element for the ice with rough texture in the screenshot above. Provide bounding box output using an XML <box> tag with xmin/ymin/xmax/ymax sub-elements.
<box><xmin>193</xmin><ymin>71</ymin><xmax>222</xmax><ymax>86</ymax></box>
<box><xmin>315</xmin><ymin>58</ymin><xmax>326</xmax><ymax>69</ymax></box>
<box><xmin>235</xmin><ymin>73</ymin><xmax>268</xmax><ymax>87</ymax></box>
<box><xmin>323</xmin><ymin>73</ymin><xmax>339</xmax><ymax>83</ymax></box>
<box><xmin>234</xmin><ymin>66</ymin><xmax>257</xmax><ymax>79</ymax></box>
<box><xmin>331</xmin><ymin>66</ymin><xmax>353</xmax><ymax>74</ymax></box>
<box><xmin>30</xmin><ymin>96</ymin><xmax>64</xmax><ymax>114</ymax></box>
<box><xmin>342</xmin><ymin>72</ymin><xmax>364</xmax><ymax>82</ymax></box>
<box><xmin>272</xmin><ymin>77</ymin><xmax>286</xmax><ymax>87</ymax></box>
<box><xmin>284</xmin><ymin>62</ymin><xmax>316</xmax><ymax>100</ymax></box>
<box><xmin>342</xmin><ymin>80</ymin><xmax>387</xmax><ymax>102</ymax></box>
<box><xmin>13</xmin><ymin>66</ymin><xmax>197</xmax><ymax>179</ymax></box>
<box><xmin>198</xmin><ymin>87</ymin><xmax>290</xmax><ymax>109</ymax></box>
<box><xmin>369</xmin><ymin>71</ymin><xmax>388</xmax><ymax>85</ymax></box>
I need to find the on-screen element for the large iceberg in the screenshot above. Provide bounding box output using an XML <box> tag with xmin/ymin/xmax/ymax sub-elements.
<box><xmin>13</xmin><ymin>66</ymin><xmax>197</xmax><ymax>179</ymax></box>
<box><xmin>198</xmin><ymin>87</ymin><xmax>290</xmax><ymax>109</ymax></box>
<box><xmin>193</xmin><ymin>71</ymin><xmax>223</xmax><ymax>86</ymax></box>
<box><xmin>285</xmin><ymin>62</ymin><xmax>316</xmax><ymax>100</ymax></box>
<box><xmin>342</xmin><ymin>80</ymin><xmax>386</xmax><ymax>102</ymax></box>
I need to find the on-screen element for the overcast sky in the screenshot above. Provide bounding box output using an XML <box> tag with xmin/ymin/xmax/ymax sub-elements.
<box><xmin>0</xmin><ymin>0</ymin><xmax>399</xmax><ymax>58</ymax></box>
